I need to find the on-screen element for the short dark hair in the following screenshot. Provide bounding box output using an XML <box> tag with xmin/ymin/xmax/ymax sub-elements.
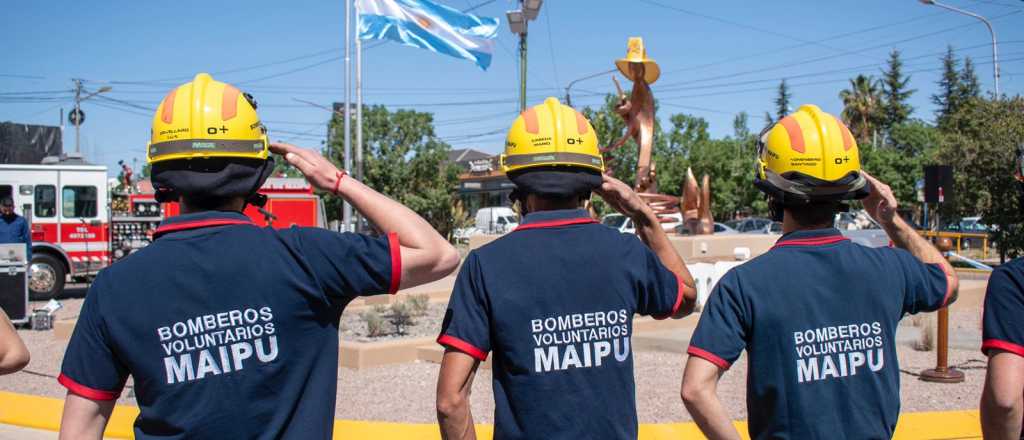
<box><xmin>0</xmin><ymin>197</ymin><xmax>13</xmax><ymax>207</ymax></box>
<box><xmin>784</xmin><ymin>202</ymin><xmax>840</xmax><ymax>228</ymax></box>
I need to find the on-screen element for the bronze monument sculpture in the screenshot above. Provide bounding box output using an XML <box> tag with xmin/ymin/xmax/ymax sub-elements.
<box><xmin>602</xmin><ymin>37</ymin><xmax>714</xmax><ymax>234</ymax></box>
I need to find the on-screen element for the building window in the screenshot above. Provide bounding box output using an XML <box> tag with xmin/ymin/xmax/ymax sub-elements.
<box><xmin>62</xmin><ymin>186</ymin><xmax>98</xmax><ymax>218</ymax></box>
<box><xmin>34</xmin><ymin>185</ymin><xmax>56</xmax><ymax>218</ymax></box>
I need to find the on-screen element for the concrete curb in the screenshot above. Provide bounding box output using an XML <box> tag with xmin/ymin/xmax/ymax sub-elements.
<box><xmin>0</xmin><ymin>391</ymin><xmax>980</xmax><ymax>439</ymax></box>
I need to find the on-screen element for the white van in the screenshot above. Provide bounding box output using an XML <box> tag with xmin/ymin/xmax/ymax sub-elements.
<box><xmin>475</xmin><ymin>207</ymin><xmax>518</xmax><ymax>234</ymax></box>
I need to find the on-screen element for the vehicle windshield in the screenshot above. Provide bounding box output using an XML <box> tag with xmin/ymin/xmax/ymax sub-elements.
<box><xmin>602</xmin><ymin>215</ymin><xmax>627</xmax><ymax>228</ymax></box>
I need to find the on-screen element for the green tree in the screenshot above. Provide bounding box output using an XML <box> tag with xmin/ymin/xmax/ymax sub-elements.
<box><xmin>957</xmin><ymin>56</ymin><xmax>982</xmax><ymax>103</ymax></box>
<box><xmin>775</xmin><ymin>79</ymin><xmax>792</xmax><ymax>120</ymax></box>
<box><xmin>763</xmin><ymin>111</ymin><xmax>774</xmax><ymax>128</ymax></box>
<box><xmin>880</xmin><ymin>49</ymin><xmax>915</xmax><ymax>131</ymax></box>
<box><xmin>932</xmin><ymin>46</ymin><xmax>963</xmax><ymax>130</ymax></box>
<box><xmin>732</xmin><ymin>111</ymin><xmax>751</xmax><ymax>140</ymax></box>
<box><xmin>934</xmin><ymin>97</ymin><xmax>1024</xmax><ymax>261</ymax></box>
<box><xmin>324</xmin><ymin>105</ymin><xmax>461</xmax><ymax>239</ymax></box>
<box><xmin>839</xmin><ymin>74</ymin><xmax>884</xmax><ymax>143</ymax></box>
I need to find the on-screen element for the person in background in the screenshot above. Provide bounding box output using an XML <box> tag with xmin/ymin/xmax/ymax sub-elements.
<box><xmin>0</xmin><ymin>196</ymin><xmax>31</xmax><ymax>261</ymax></box>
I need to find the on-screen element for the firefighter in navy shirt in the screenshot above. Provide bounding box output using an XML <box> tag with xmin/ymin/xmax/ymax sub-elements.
<box><xmin>57</xmin><ymin>73</ymin><xmax>459</xmax><ymax>439</ymax></box>
<box><xmin>435</xmin><ymin>98</ymin><xmax>697</xmax><ymax>440</ymax></box>
<box><xmin>979</xmin><ymin>145</ymin><xmax>1024</xmax><ymax>439</ymax></box>
<box><xmin>681</xmin><ymin>105</ymin><xmax>959</xmax><ymax>439</ymax></box>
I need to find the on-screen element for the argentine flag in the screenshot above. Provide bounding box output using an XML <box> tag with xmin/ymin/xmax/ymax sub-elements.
<box><xmin>357</xmin><ymin>0</ymin><xmax>499</xmax><ymax>70</ymax></box>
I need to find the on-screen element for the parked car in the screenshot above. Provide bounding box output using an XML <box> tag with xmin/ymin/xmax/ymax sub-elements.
<box><xmin>674</xmin><ymin>222</ymin><xmax>739</xmax><ymax>235</ymax></box>
<box><xmin>727</xmin><ymin>217</ymin><xmax>773</xmax><ymax>234</ymax></box>
<box><xmin>835</xmin><ymin>211</ymin><xmax>890</xmax><ymax>248</ymax></box>
<box><xmin>748</xmin><ymin>221</ymin><xmax>783</xmax><ymax>235</ymax></box>
<box><xmin>601</xmin><ymin>213</ymin><xmax>635</xmax><ymax>234</ymax></box>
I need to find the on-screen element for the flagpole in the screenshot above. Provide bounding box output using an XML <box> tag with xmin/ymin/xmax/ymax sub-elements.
<box><xmin>343</xmin><ymin>0</ymin><xmax>353</xmax><ymax>232</ymax></box>
<box><xmin>355</xmin><ymin>0</ymin><xmax>364</xmax><ymax>233</ymax></box>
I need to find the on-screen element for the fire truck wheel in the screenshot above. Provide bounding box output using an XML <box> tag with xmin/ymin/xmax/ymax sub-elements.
<box><xmin>29</xmin><ymin>253</ymin><xmax>65</xmax><ymax>301</ymax></box>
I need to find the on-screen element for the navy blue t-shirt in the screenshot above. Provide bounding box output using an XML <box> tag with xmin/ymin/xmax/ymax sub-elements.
<box><xmin>982</xmin><ymin>258</ymin><xmax>1024</xmax><ymax>436</ymax></box>
<box><xmin>689</xmin><ymin>229</ymin><xmax>953</xmax><ymax>439</ymax></box>
<box><xmin>438</xmin><ymin>209</ymin><xmax>684</xmax><ymax>440</ymax></box>
<box><xmin>60</xmin><ymin>211</ymin><xmax>400</xmax><ymax>439</ymax></box>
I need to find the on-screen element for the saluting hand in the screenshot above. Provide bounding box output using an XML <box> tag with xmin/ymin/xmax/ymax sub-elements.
<box><xmin>269</xmin><ymin>142</ymin><xmax>346</xmax><ymax>194</ymax></box>
<box><xmin>861</xmin><ymin>171</ymin><xmax>898</xmax><ymax>227</ymax></box>
<box><xmin>595</xmin><ymin>174</ymin><xmax>652</xmax><ymax>222</ymax></box>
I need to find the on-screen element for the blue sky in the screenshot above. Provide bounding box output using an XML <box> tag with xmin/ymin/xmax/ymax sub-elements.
<box><xmin>2</xmin><ymin>0</ymin><xmax>1022</xmax><ymax>176</ymax></box>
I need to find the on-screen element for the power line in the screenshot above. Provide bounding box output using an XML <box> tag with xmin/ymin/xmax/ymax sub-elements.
<box><xmin>653</xmin><ymin>10</ymin><xmax>1021</xmax><ymax>91</ymax></box>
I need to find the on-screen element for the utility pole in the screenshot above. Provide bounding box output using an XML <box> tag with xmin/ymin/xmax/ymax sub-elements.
<box><xmin>519</xmin><ymin>24</ymin><xmax>528</xmax><ymax>112</ymax></box>
<box><xmin>343</xmin><ymin>0</ymin><xmax>353</xmax><ymax>232</ymax></box>
<box><xmin>507</xmin><ymin>0</ymin><xmax>542</xmax><ymax>112</ymax></box>
<box><xmin>355</xmin><ymin>0</ymin><xmax>364</xmax><ymax>233</ymax></box>
<box><xmin>73</xmin><ymin>79</ymin><xmax>82</xmax><ymax>154</ymax></box>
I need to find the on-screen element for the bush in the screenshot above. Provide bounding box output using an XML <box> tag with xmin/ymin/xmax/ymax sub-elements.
<box><xmin>407</xmin><ymin>294</ymin><xmax>430</xmax><ymax>316</ymax></box>
<box><xmin>359</xmin><ymin>309</ymin><xmax>386</xmax><ymax>337</ymax></box>
<box><xmin>388</xmin><ymin>301</ymin><xmax>415</xmax><ymax>335</ymax></box>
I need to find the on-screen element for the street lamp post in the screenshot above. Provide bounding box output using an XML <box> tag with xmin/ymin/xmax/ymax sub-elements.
<box><xmin>564</xmin><ymin>69</ymin><xmax>617</xmax><ymax>107</ymax></box>
<box><xmin>507</xmin><ymin>0</ymin><xmax>542</xmax><ymax>112</ymax></box>
<box><xmin>71</xmin><ymin>79</ymin><xmax>112</xmax><ymax>154</ymax></box>
<box><xmin>919</xmin><ymin>0</ymin><xmax>1000</xmax><ymax>96</ymax></box>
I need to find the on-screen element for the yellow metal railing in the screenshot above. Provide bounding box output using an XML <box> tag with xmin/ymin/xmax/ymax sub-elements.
<box><xmin>918</xmin><ymin>230</ymin><xmax>990</xmax><ymax>259</ymax></box>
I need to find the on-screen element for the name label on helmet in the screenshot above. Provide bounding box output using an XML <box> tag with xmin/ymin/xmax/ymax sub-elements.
<box><xmin>193</xmin><ymin>142</ymin><xmax>217</xmax><ymax>149</ymax></box>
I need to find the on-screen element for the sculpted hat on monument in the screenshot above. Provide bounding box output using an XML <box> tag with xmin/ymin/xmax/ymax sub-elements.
<box><xmin>615</xmin><ymin>37</ymin><xmax>660</xmax><ymax>85</ymax></box>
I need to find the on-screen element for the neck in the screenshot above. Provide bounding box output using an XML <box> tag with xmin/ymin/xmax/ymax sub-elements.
<box><xmin>180</xmin><ymin>198</ymin><xmax>246</xmax><ymax>214</ymax></box>
<box><xmin>782</xmin><ymin>216</ymin><xmax>833</xmax><ymax>235</ymax></box>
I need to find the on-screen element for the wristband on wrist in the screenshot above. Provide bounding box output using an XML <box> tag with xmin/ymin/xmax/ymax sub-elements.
<box><xmin>333</xmin><ymin>170</ymin><xmax>347</xmax><ymax>195</ymax></box>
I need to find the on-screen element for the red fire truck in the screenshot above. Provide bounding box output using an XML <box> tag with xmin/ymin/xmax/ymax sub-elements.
<box><xmin>1</xmin><ymin>162</ymin><xmax>326</xmax><ymax>300</ymax></box>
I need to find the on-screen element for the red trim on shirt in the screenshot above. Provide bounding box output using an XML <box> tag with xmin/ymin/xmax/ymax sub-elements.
<box><xmin>154</xmin><ymin>219</ymin><xmax>254</xmax><ymax>238</ymax></box>
<box><xmin>438</xmin><ymin>334</ymin><xmax>488</xmax><ymax>361</ymax></box>
<box><xmin>982</xmin><ymin>339</ymin><xmax>1024</xmax><ymax>358</ymax></box>
<box><xmin>653</xmin><ymin>275</ymin><xmax>687</xmax><ymax>320</ymax></box>
<box><xmin>58</xmin><ymin>373</ymin><xmax>121</xmax><ymax>401</ymax></box>
<box><xmin>387</xmin><ymin>232</ymin><xmax>401</xmax><ymax>295</ymax></box>
<box><xmin>687</xmin><ymin>346</ymin><xmax>732</xmax><ymax>370</ymax></box>
<box><xmin>934</xmin><ymin>263</ymin><xmax>958</xmax><ymax>307</ymax></box>
<box><xmin>772</xmin><ymin>236</ymin><xmax>849</xmax><ymax>249</ymax></box>
<box><xmin>513</xmin><ymin>218</ymin><xmax>598</xmax><ymax>232</ymax></box>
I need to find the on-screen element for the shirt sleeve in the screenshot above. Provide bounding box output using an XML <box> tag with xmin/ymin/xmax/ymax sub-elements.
<box><xmin>636</xmin><ymin>246</ymin><xmax>684</xmax><ymax>320</ymax></box>
<box><xmin>893</xmin><ymin>248</ymin><xmax>954</xmax><ymax>315</ymax></box>
<box><xmin>982</xmin><ymin>264</ymin><xmax>1024</xmax><ymax>358</ymax></box>
<box><xmin>59</xmin><ymin>276</ymin><xmax>128</xmax><ymax>400</ymax></box>
<box><xmin>290</xmin><ymin>227</ymin><xmax>400</xmax><ymax>299</ymax></box>
<box><xmin>437</xmin><ymin>253</ymin><xmax>490</xmax><ymax>361</ymax></box>
<box><xmin>687</xmin><ymin>272</ymin><xmax>748</xmax><ymax>370</ymax></box>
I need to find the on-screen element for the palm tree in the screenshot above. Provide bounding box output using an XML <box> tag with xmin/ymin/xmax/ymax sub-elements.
<box><xmin>839</xmin><ymin>75</ymin><xmax>883</xmax><ymax>142</ymax></box>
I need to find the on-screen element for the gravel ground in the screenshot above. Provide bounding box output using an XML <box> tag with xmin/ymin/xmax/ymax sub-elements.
<box><xmin>3</xmin><ymin>283</ymin><xmax>990</xmax><ymax>423</ymax></box>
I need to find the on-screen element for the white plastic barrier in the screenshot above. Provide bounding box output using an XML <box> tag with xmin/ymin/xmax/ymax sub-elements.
<box><xmin>686</xmin><ymin>258</ymin><xmax>747</xmax><ymax>310</ymax></box>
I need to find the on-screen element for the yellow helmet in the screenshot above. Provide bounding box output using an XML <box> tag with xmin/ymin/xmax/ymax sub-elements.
<box><xmin>754</xmin><ymin>104</ymin><xmax>869</xmax><ymax>204</ymax></box>
<box><xmin>501</xmin><ymin>97</ymin><xmax>604</xmax><ymax>174</ymax></box>
<box><xmin>148</xmin><ymin>73</ymin><xmax>268</xmax><ymax>164</ymax></box>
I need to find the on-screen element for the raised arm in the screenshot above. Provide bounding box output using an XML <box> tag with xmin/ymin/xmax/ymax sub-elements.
<box><xmin>436</xmin><ymin>350</ymin><xmax>479</xmax><ymax>440</ymax></box>
<box><xmin>861</xmin><ymin>172</ymin><xmax>959</xmax><ymax>303</ymax></box>
<box><xmin>58</xmin><ymin>393</ymin><xmax>115</xmax><ymax>440</ymax></box>
<box><xmin>596</xmin><ymin>174</ymin><xmax>696</xmax><ymax>317</ymax></box>
<box><xmin>270</xmin><ymin>142</ymin><xmax>460</xmax><ymax>289</ymax></box>
<box><xmin>0</xmin><ymin>309</ymin><xmax>29</xmax><ymax>374</ymax></box>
